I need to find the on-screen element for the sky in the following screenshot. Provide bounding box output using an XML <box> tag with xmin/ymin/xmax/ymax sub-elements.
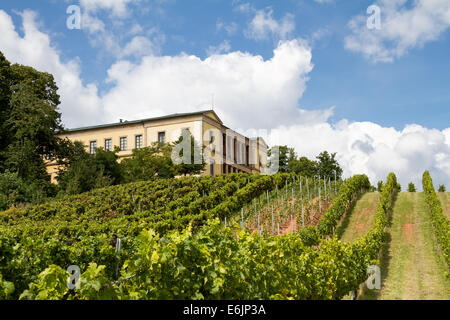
<box><xmin>0</xmin><ymin>0</ymin><xmax>449</xmax><ymax>189</ymax></box>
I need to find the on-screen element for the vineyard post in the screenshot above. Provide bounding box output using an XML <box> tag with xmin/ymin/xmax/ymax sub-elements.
<box><xmin>291</xmin><ymin>215</ymin><xmax>293</xmax><ymax>233</ymax></box>
<box><xmin>329</xmin><ymin>178</ymin><xmax>331</xmax><ymax>200</ymax></box>
<box><xmin>306</xmin><ymin>178</ymin><xmax>310</xmax><ymax>201</ymax></box>
<box><xmin>291</xmin><ymin>187</ymin><xmax>294</xmax><ymax>210</ymax></box>
<box><xmin>277</xmin><ymin>222</ymin><xmax>280</xmax><ymax>235</ymax></box>
<box><xmin>225</xmin><ymin>217</ymin><xmax>227</xmax><ymax>228</ymax></box>
<box><xmin>324</xmin><ymin>178</ymin><xmax>327</xmax><ymax>202</ymax></box>
<box><xmin>319</xmin><ymin>182</ymin><xmax>322</xmax><ymax>213</ymax></box>
<box><xmin>254</xmin><ymin>198</ymin><xmax>257</xmax><ymax>223</ymax></box>
<box><xmin>334</xmin><ymin>170</ymin><xmax>337</xmax><ymax>195</ymax></box>
<box><xmin>115</xmin><ymin>238</ymin><xmax>122</xmax><ymax>279</ymax></box>
<box><xmin>301</xmin><ymin>199</ymin><xmax>305</xmax><ymax>228</ymax></box>
<box><xmin>258</xmin><ymin>214</ymin><xmax>260</xmax><ymax>235</ymax></box>
<box><xmin>271</xmin><ymin>205</ymin><xmax>274</xmax><ymax>234</ymax></box>
<box><xmin>285</xmin><ymin>180</ymin><xmax>288</xmax><ymax>201</ymax></box>
<box><xmin>276</xmin><ymin>185</ymin><xmax>279</xmax><ymax>205</ymax></box>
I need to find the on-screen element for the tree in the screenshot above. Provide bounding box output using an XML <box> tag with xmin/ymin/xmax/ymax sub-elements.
<box><xmin>288</xmin><ymin>156</ymin><xmax>317</xmax><ymax>177</ymax></box>
<box><xmin>0</xmin><ymin>52</ymin><xmax>63</xmax><ymax>199</ymax></box>
<box><xmin>316</xmin><ymin>151</ymin><xmax>343</xmax><ymax>180</ymax></box>
<box><xmin>377</xmin><ymin>181</ymin><xmax>384</xmax><ymax>192</ymax></box>
<box><xmin>56</xmin><ymin>141</ymin><xmax>120</xmax><ymax>195</ymax></box>
<box><xmin>120</xmin><ymin>142</ymin><xmax>176</xmax><ymax>183</ymax></box>
<box><xmin>0</xmin><ymin>52</ymin><xmax>12</xmax><ymax>167</ymax></box>
<box><xmin>408</xmin><ymin>182</ymin><xmax>416</xmax><ymax>192</ymax></box>
<box><xmin>438</xmin><ymin>185</ymin><xmax>446</xmax><ymax>192</ymax></box>
<box><xmin>172</xmin><ymin>130</ymin><xmax>205</xmax><ymax>176</ymax></box>
<box><xmin>268</xmin><ymin>145</ymin><xmax>292</xmax><ymax>173</ymax></box>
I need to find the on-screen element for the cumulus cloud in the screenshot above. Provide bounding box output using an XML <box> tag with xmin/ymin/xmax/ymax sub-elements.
<box><xmin>102</xmin><ymin>38</ymin><xmax>315</xmax><ymax>130</ymax></box>
<box><xmin>345</xmin><ymin>0</ymin><xmax>450</xmax><ymax>62</ymax></box>
<box><xmin>78</xmin><ymin>0</ymin><xmax>163</xmax><ymax>59</ymax></box>
<box><xmin>0</xmin><ymin>10</ymin><xmax>104</xmax><ymax>128</ymax></box>
<box><xmin>244</xmin><ymin>8</ymin><xmax>295</xmax><ymax>41</ymax></box>
<box><xmin>266</xmin><ymin>120</ymin><xmax>450</xmax><ymax>191</ymax></box>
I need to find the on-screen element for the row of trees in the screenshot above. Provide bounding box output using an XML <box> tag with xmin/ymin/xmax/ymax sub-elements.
<box><xmin>407</xmin><ymin>182</ymin><xmax>446</xmax><ymax>193</ymax></box>
<box><xmin>269</xmin><ymin>146</ymin><xmax>344</xmax><ymax>181</ymax></box>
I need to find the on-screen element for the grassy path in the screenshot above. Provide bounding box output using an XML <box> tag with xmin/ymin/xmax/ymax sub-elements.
<box><xmin>337</xmin><ymin>192</ymin><xmax>380</xmax><ymax>242</ymax></box>
<box><xmin>437</xmin><ymin>193</ymin><xmax>450</xmax><ymax>219</ymax></box>
<box><xmin>361</xmin><ymin>192</ymin><xmax>450</xmax><ymax>300</ymax></box>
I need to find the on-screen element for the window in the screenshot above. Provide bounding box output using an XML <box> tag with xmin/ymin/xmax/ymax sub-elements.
<box><xmin>158</xmin><ymin>132</ymin><xmax>166</xmax><ymax>143</ymax></box>
<box><xmin>209</xmin><ymin>130</ymin><xmax>213</xmax><ymax>143</ymax></box>
<box><xmin>120</xmin><ymin>137</ymin><xmax>127</xmax><ymax>151</ymax></box>
<box><xmin>135</xmin><ymin>135</ymin><xmax>143</xmax><ymax>149</ymax></box>
<box><xmin>90</xmin><ymin>141</ymin><xmax>97</xmax><ymax>154</ymax></box>
<box><xmin>105</xmin><ymin>139</ymin><xmax>112</xmax><ymax>151</ymax></box>
<box><xmin>210</xmin><ymin>160</ymin><xmax>214</xmax><ymax>176</ymax></box>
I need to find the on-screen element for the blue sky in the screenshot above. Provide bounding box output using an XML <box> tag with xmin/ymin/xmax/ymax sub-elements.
<box><xmin>0</xmin><ymin>0</ymin><xmax>449</xmax><ymax>187</ymax></box>
<box><xmin>1</xmin><ymin>0</ymin><xmax>449</xmax><ymax>129</ymax></box>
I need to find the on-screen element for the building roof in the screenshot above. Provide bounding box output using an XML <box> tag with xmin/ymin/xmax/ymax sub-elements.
<box><xmin>64</xmin><ymin>110</ymin><xmax>222</xmax><ymax>133</ymax></box>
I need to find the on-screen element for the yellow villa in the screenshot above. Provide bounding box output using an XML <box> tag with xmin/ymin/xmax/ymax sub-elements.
<box><xmin>46</xmin><ymin>110</ymin><xmax>268</xmax><ymax>183</ymax></box>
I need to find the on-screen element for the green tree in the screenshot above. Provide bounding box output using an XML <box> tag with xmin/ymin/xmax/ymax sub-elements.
<box><xmin>316</xmin><ymin>151</ymin><xmax>343</xmax><ymax>180</ymax></box>
<box><xmin>408</xmin><ymin>182</ymin><xmax>416</xmax><ymax>192</ymax></box>
<box><xmin>0</xmin><ymin>52</ymin><xmax>63</xmax><ymax>203</ymax></box>
<box><xmin>56</xmin><ymin>141</ymin><xmax>120</xmax><ymax>195</ymax></box>
<box><xmin>377</xmin><ymin>181</ymin><xmax>384</xmax><ymax>192</ymax></box>
<box><xmin>172</xmin><ymin>130</ymin><xmax>205</xmax><ymax>176</ymax></box>
<box><xmin>121</xmin><ymin>142</ymin><xmax>176</xmax><ymax>183</ymax></box>
<box><xmin>438</xmin><ymin>185</ymin><xmax>446</xmax><ymax>192</ymax></box>
<box><xmin>268</xmin><ymin>145</ymin><xmax>292</xmax><ymax>173</ymax></box>
<box><xmin>288</xmin><ymin>156</ymin><xmax>317</xmax><ymax>177</ymax></box>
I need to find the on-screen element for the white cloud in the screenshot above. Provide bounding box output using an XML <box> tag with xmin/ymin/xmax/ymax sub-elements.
<box><xmin>0</xmin><ymin>10</ymin><xmax>104</xmax><ymax>128</ymax></box>
<box><xmin>102</xmin><ymin>38</ymin><xmax>315</xmax><ymax>130</ymax></box>
<box><xmin>79</xmin><ymin>0</ymin><xmax>138</xmax><ymax>18</ymax></box>
<box><xmin>78</xmin><ymin>0</ymin><xmax>163</xmax><ymax>60</ymax></box>
<box><xmin>245</xmin><ymin>8</ymin><xmax>295</xmax><ymax>41</ymax></box>
<box><xmin>267</xmin><ymin>120</ymin><xmax>450</xmax><ymax>191</ymax></box>
<box><xmin>345</xmin><ymin>0</ymin><xmax>450</xmax><ymax>62</ymax></box>
<box><xmin>206</xmin><ymin>40</ymin><xmax>232</xmax><ymax>56</ymax></box>
<box><xmin>119</xmin><ymin>35</ymin><xmax>159</xmax><ymax>58</ymax></box>
<box><xmin>216</xmin><ymin>19</ymin><xmax>238</xmax><ymax>36</ymax></box>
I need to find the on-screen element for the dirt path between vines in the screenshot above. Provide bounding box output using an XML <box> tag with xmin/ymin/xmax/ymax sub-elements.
<box><xmin>360</xmin><ymin>193</ymin><xmax>450</xmax><ymax>300</ymax></box>
<box><xmin>337</xmin><ymin>192</ymin><xmax>380</xmax><ymax>242</ymax></box>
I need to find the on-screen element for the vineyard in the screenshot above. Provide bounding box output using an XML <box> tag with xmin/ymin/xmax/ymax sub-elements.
<box><xmin>0</xmin><ymin>170</ymin><xmax>448</xmax><ymax>300</ymax></box>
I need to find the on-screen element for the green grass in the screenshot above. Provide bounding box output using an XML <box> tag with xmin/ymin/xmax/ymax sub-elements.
<box><xmin>360</xmin><ymin>192</ymin><xmax>450</xmax><ymax>300</ymax></box>
<box><xmin>337</xmin><ymin>192</ymin><xmax>380</xmax><ymax>242</ymax></box>
<box><xmin>437</xmin><ymin>193</ymin><xmax>450</xmax><ymax>220</ymax></box>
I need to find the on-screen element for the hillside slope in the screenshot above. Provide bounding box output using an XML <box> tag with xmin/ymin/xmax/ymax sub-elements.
<box><xmin>361</xmin><ymin>192</ymin><xmax>450</xmax><ymax>300</ymax></box>
<box><xmin>337</xmin><ymin>192</ymin><xmax>380</xmax><ymax>242</ymax></box>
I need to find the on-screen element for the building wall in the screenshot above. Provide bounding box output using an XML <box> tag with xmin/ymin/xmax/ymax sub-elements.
<box><xmin>46</xmin><ymin>112</ymin><xmax>267</xmax><ymax>183</ymax></box>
